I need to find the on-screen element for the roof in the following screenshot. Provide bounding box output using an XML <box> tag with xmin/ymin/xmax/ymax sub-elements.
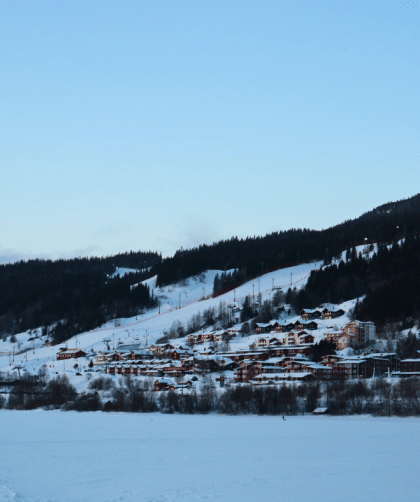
<box><xmin>306</xmin><ymin>363</ymin><xmax>332</xmax><ymax>370</ymax></box>
<box><xmin>155</xmin><ymin>378</ymin><xmax>175</xmax><ymax>385</ymax></box>
<box><xmin>335</xmin><ymin>359</ymin><xmax>367</xmax><ymax>365</ymax></box>
<box><xmin>313</xmin><ymin>407</ymin><xmax>329</xmax><ymax>414</ymax></box>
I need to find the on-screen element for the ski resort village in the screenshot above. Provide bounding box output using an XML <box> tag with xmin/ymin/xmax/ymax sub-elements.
<box><xmin>1</xmin><ymin>253</ymin><xmax>419</xmax><ymax>410</ymax></box>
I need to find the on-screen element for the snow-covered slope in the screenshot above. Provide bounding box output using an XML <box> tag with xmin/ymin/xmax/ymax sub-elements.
<box><xmin>110</xmin><ymin>267</ymin><xmax>140</xmax><ymax>278</ymax></box>
<box><xmin>0</xmin><ymin>259</ymin><xmax>344</xmax><ymax>386</ymax></box>
<box><xmin>0</xmin><ymin>256</ymin><xmax>366</xmax><ymax>390</ymax></box>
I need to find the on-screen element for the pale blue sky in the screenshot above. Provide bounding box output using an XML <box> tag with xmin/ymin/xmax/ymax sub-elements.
<box><xmin>1</xmin><ymin>0</ymin><xmax>419</xmax><ymax>260</ymax></box>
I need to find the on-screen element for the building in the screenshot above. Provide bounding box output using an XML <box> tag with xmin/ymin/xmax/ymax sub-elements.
<box><xmin>400</xmin><ymin>359</ymin><xmax>420</xmax><ymax>374</ymax></box>
<box><xmin>57</xmin><ymin>348</ymin><xmax>87</xmax><ymax>360</ymax></box>
<box><xmin>299</xmin><ymin>309</ymin><xmax>322</xmax><ymax>320</ymax></box>
<box><xmin>333</xmin><ymin>359</ymin><xmax>368</xmax><ymax>379</ymax></box>
<box><xmin>342</xmin><ymin>321</ymin><xmax>376</xmax><ymax>347</ymax></box>
<box><xmin>322</xmin><ymin>308</ymin><xmax>345</xmax><ymax>320</ymax></box>
<box><xmin>154</xmin><ymin>378</ymin><xmax>176</xmax><ymax>391</ymax></box>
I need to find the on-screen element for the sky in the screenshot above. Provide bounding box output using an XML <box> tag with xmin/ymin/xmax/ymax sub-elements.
<box><xmin>1</xmin><ymin>0</ymin><xmax>419</xmax><ymax>262</ymax></box>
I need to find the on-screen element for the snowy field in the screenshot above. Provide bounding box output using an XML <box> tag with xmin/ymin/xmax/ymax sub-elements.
<box><xmin>0</xmin><ymin>412</ymin><xmax>419</xmax><ymax>502</ymax></box>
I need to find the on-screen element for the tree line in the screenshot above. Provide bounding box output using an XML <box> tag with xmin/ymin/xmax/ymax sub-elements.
<box><xmin>213</xmin><ymin>269</ymin><xmax>246</xmax><ymax>296</ymax></box>
<box><xmin>3</xmin><ymin>371</ymin><xmax>420</xmax><ymax>417</ymax></box>
<box><xmin>287</xmin><ymin>235</ymin><xmax>420</xmax><ymax>327</ymax></box>
<box><xmin>153</xmin><ymin>194</ymin><xmax>420</xmax><ymax>287</ymax></box>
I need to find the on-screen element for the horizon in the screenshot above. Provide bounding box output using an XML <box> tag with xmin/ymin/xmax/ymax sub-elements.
<box><xmin>0</xmin><ymin>190</ymin><xmax>416</xmax><ymax>265</ymax></box>
<box><xmin>2</xmin><ymin>0</ymin><xmax>419</xmax><ymax>262</ymax></box>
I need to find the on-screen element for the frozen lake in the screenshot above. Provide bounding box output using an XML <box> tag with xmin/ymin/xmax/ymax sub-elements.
<box><xmin>0</xmin><ymin>411</ymin><xmax>418</xmax><ymax>502</ymax></box>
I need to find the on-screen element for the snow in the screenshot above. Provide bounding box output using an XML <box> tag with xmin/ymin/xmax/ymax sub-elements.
<box><xmin>0</xmin><ymin>261</ymin><xmax>324</xmax><ymax>384</ymax></box>
<box><xmin>0</xmin><ymin>411</ymin><xmax>419</xmax><ymax>502</ymax></box>
<box><xmin>110</xmin><ymin>267</ymin><xmax>140</xmax><ymax>278</ymax></box>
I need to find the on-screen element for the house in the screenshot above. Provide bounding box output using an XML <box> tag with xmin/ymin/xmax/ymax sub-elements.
<box><xmin>326</xmin><ymin>331</ymin><xmax>343</xmax><ymax>344</ymax></box>
<box><xmin>154</xmin><ymin>378</ymin><xmax>176</xmax><ymax>391</ymax></box>
<box><xmin>253</xmin><ymin>323</ymin><xmax>272</xmax><ymax>334</ymax></box>
<box><xmin>57</xmin><ymin>348</ymin><xmax>87</xmax><ymax>360</ymax></box>
<box><xmin>270</xmin><ymin>345</ymin><xmax>314</xmax><ymax>358</ymax></box>
<box><xmin>284</xmin><ymin>331</ymin><xmax>298</xmax><ymax>345</ymax></box>
<box><xmin>211</xmin><ymin>356</ymin><xmax>238</xmax><ymax>371</ymax></box>
<box><xmin>110</xmin><ymin>351</ymin><xmax>130</xmax><ymax>362</ymax></box>
<box><xmin>103</xmin><ymin>400</ymin><xmax>118</xmax><ymax>412</ymax></box>
<box><xmin>369</xmin><ymin>353</ymin><xmax>399</xmax><ymax>372</ymax></box>
<box><xmin>95</xmin><ymin>351</ymin><xmax>114</xmax><ymax>364</ymax></box>
<box><xmin>296</xmin><ymin>333</ymin><xmax>315</xmax><ymax>345</ymax></box>
<box><xmin>105</xmin><ymin>363</ymin><xmax>116</xmax><ymax>375</ymax></box>
<box><xmin>299</xmin><ymin>309</ymin><xmax>322</xmax><ymax>320</ymax></box>
<box><xmin>300</xmin><ymin>320</ymin><xmax>319</xmax><ymax>331</ymax></box>
<box><xmin>294</xmin><ymin>320</ymin><xmax>318</xmax><ymax>331</ymax></box>
<box><xmin>333</xmin><ymin>359</ymin><xmax>367</xmax><ymax>379</ymax></box>
<box><xmin>313</xmin><ymin>407</ymin><xmax>329</xmax><ymax>415</ymax></box>
<box><xmin>250</xmin><ymin>338</ymin><xmax>269</xmax><ymax>349</ymax></box>
<box><xmin>251</xmin><ymin>372</ymin><xmax>314</xmax><ymax>384</ymax></box>
<box><xmin>276</xmin><ymin>372</ymin><xmax>314</xmax><ymax>382</ymax></box>
<box><xmin>336</xmin><ymin>334</ymin><xmax>354</xmax><ymax>350</ymax></box>
<box><xmin>363</xmin><ymin>353</ymin><xmax>399</xmax><ymax>376</ymax></box>
<box><xmin>192</xmin><ymin>354</ymin><xmax>237</xmax><ymax>372</ymax></box>
<box><xmin>197</xmin><ymin>333</ymin><xmax>210</xmax><ymax>343</ymax></box>
<box><xmin>234</xmin><ymin>360</ymin><xmax>262</xmax><ymax>382</ymax></box>
<box><xmin>322</xmin><ymin>307</ymin><xmax>345</xmax><ymax>319</ymax></box>
<box><xmin>128</xmin><ymin>349</ymin><xmax>153</xmax><ymax>360</ymax></box>
<box><xmin>322</xmin><ymin>354</ymin><xmax>344</xmax><ymax>367</ymax></box>
<box><xmin>305</xmin><ymin>363</ymin><xmax>332</xmax><ymax>380</ymax></box>
<box><xmin>283</xmin><ymin>359</ymin><xmax>311</xmax><ymax>373</ymax></box>
<box><xmin>400</xmin><ymin>359</ymin><xmax>420</xmax><ymax>373</ymax></box>
<box><xmin>149</xmin><ymin>344</ymin><xmax>165</xmax><ymax>356</ymax></box>
<box><xmin>168</xmin><ymin>349</ymin><xmax>182</xmax><ymax>360</ymax></box>
<box><xmin>268</xmin><ymin>321</ymin><xmax>283</xmax><ymax>333</ymax></box>
<box><xmin>279</xmin><ymin>323</ymin><xmax>295</xmax><ymax>332</ymax></box>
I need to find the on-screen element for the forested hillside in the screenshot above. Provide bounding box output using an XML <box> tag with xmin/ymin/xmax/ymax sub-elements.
<box><xmin>153</xmin><ymin>194</ymin><xmax>420</xmax><ymax>287</ymax></box>
<box><xmin>287</xmin><ymin>235</ymin><xmax>420</xmax><ymax>327</ymax></box>
<box><xmin>0</xmin><ymin>251</ymin><xmax>160</xmax><ymax>343</ymax></box>
<box><xmin>2</xmin><ymin>194</ymin><xmax>420</xmax><ymax>342</ymax></box>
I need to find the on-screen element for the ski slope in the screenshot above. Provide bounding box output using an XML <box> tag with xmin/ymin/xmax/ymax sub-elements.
<box><xmin>0</xmin><ymin>261</ymin><xmax>324</xmax><ymax>376</ymax></box>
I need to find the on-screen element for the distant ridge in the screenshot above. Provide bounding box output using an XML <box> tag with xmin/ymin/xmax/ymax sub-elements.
<box><xmin>153</xmin><ymin>193</ymin><xmax>420</xmax><ymax>287</ymax></box>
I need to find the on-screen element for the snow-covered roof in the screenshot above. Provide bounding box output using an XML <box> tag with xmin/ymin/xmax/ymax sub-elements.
<box><xmin>156</xmin><ymin>378</ymin><xmax>175</xmax><ymax>385</ymax></box>
<box><xmin>313</xmin><ymin>407</ymin><xmax>329</xmax><ymax>413</ymax></box>
<box><xmin>335</xmin><ymin>359</ymin><xmax>367</xmax><ymax>365</ymax></box>
<box><xmin>306</xmin><ymin>363</ymin><xmax>332</xmax><ymax>370</ymax></box>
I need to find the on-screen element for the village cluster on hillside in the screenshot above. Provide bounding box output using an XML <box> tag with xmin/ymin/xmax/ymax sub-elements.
<box><xmin>53</xmin><ymin>305</ymin><xmax>420</xmax><ymax>393</ymax></box>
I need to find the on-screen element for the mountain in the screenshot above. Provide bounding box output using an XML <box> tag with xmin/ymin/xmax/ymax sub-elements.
<box><xmin>1</xmin><ymin>193</ymin><xmax>420</xmax><ymax>341</ymax></box>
